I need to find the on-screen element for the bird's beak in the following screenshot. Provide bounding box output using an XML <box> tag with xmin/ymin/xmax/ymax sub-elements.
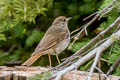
<box><xmin>67</xmin><ymin>17</ymin><xmax>72</xmax><ymax>21</ymax></box>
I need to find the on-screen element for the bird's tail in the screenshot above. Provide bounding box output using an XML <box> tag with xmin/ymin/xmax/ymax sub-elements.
<box><xmin>22</xmin><ymin>53</ymin><xmax>42</xmax><ymax>66</ymax></box>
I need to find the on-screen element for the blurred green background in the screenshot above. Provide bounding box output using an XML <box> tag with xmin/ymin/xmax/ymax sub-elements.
<box><xmin>0</xmin><ymin>0</ymin><xmax>120</xmax><ymax>76</ymax></box>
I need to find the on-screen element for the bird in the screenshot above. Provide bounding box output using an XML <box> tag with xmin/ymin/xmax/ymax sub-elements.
<box><xmin>22</xmin><ymin>16</ymin><xmax>71</xmax><ymax>67</ymax></box>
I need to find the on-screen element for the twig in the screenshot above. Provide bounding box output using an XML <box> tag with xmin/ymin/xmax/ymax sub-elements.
<box><xmin>70</xmin><ymin>13</ymin><xmax>100</xmax><ymax>49</ymax></box>
<box><xmin>55</xmin><ymin>17</ymin><xmax>120</xmax><ymax>70</ymax></box>
<box><xmin>87</xmin><ymin>48</ymin><xmax>102</xmax><ymax>80</ymax></box>
<box><xmin>104</xmin><ymin>57</ymin><xmax>120</xmax><ymax>80</ymax></box>
<box><xmin>70</xmin><ymin>26</ymin><xmax>83</xmax><ymax>35</ymax></box>
<box><xmin>71</xmin><ymin>16</ymin><xmax>120</xmax><ymax>58</ymax></box>
<box><xmin>82</xmin><ymin>18</ymin><xmax>119</xmax><ymax>55</ymax></box>
<box><xmin>95</xmin><ymin>67</ymin><xmax>105</xmax><ymax>74</ymax></box>
<box><xmin>95</xmin><ymin>67</ymin><xmax>107</xmax><ymax>79</ymax></box>
<box><xmin>83</xmin><ymin>12</ymin><xmax>98</xmax><ymax>21</ymax></box>
<box><xmin>79</xmin><ymin>38</ymin><xmax>107</xmax><ymax>57</ymax></box>
<box><xmin>101</xmin><ymin>58</ymin><xmax>109</xmax><ymax>63</ymax></box>
<box><xmin>78</xmin><ymin>38</ymin><xmax>107</xmax><ymax>57</ymax></box>
<box><xmin>98</xmin><ymin>0</ymin><xmax>118</xmax><ymax>20</ymax></box>
<box><xmin>94</xmin><ymin>38</ymin><xmax>108</xmax><ymax>48</ymax></box>
<box><xmin>80</xmin><ymin>38</ymin><xmax>107</xmax><ymax>57</ymax></box>
<box><xmin>70</xmin><ymin>0</ymin><xmax>118</xmax><ymax>49</ymax></box>
<box><xmin>69</xmin><ymin>25</ymin><xmax>86</xmax><ymax>49</ymax></box>
<box><xmin>53</xmin><ymin>29</ymin><xmax>120</xmax><ymax>80</ymax></box>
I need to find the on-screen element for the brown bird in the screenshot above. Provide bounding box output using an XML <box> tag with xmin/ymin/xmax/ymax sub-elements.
<box><xmin>22</xmin><ymin>16</ymin><xmax>71</xmax><ymax>67</ymax></box>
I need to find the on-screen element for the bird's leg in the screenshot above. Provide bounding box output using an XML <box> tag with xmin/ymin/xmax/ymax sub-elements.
<box><xmin>48</xmin><ymin>53</ymin><xmax>52</xmax><ymax>67</ymax></box>
<box><xmin>55</xmin><ymin>54</ymin><xmax>61</xmax><ymax>64</ymax></box>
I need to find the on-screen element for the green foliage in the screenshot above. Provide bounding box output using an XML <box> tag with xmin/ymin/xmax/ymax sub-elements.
<box><xmin>113</xmin><ymin>65</ymin><xmax>120</xmax><ymax>76</ymax></box>
<box><xmin>8</xmin><ymin>49</ymin><xmax>23</xmax><ymax>61</ymax></box>
<box><xmin>102</xmin><ymin>42</ymin><xmax>120</xmax><ymax>75</ymax></box>
<box><xmin>99</xmin><ymin>0</ymin><xmax>113</xmax><ymax>10</ymax></box>
<box><xmin>79</xmin><ymin>59</ymin><xmax>93</xmax><ymax>71</ymax></box>
<box><xmin>99</xmin><ymin>0</ymin><xmax>120</xmax><ymax>30</ymax></box>
<box><xmin>108</xmin><ymin>42</ymin><xmax>120</xmax><ymax>64</ymax></box>
<box><xmin>11</xmin><ymin>23</ymin><xmax>26</xmax><ymax>38</ymax></box>
<box><xmin>28</xmin><ymin>71</ymin><xmax>52</xmax><ymax>80</ymax></box>
<box><xmin>79</xmin><ymin>3</ymin><xmax>96</xmax><ymax>15</ymax></box>
<box><xmin>0</xmin><ymin>34</ymin><xmax>6</xmax><ymax>41</ymax></box>
<box><xmin>25</xmin><ymin>30</ymin><xmax>44</xmax><ymax>47</ymax></box>
<box><xmin>0</xmin><ymin>0</ymin><xmax>53</xmax><ymax>23</ymax></box>
<box><xmin>70</xmin><ymin>39</ymin><xmax>90</xmax><ymax>52</ymax></box>
<box><xmin>98</xmin><ymin>1</ymin><xmax>120</xmax><ymax>76</ymax></box>
<box><xmin>0</xmin><ymin>0</ymin><xmax>52</xmax><ymax>40</ymax></box>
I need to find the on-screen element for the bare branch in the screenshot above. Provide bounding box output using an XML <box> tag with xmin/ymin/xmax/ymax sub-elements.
<box><xmin>83</xmin><ymin>12</ymin><xmax>98</xmax><ymax>21</ymax></box>
<box><xmin>54</xmin><ymin>17</ymin><xmax>120</xmax><ymax>70</ymax></box>
<box><xmin>87</xmin><ymin>48</ymin><xmax>102</xmax><ymax>80</ymax></box>
<box><xmin>104</xmin><ymin>57</ymin><xmax>120</xmax><ymax>80</ymax></box>
<box><xmin>70</xmin><ymin>0</ymin><xmax>119</xmax><ymax>50</ymax></box>
<box><xmin>53</xmin><ymin>23</ymin><xmax>120</xmax><ymax>80</ymax></box>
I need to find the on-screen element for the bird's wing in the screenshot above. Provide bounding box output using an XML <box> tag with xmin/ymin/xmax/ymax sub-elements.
<box><xmin>33</xmin><ymin>26</ymin><xmax>67</xmax><ymax>54</ymax></box>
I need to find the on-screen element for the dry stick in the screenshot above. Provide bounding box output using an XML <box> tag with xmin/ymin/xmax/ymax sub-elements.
<box><xmin>70</xmin><ymin>26</ymin><xmax>83</xmax><ymax>35</ymax></box>
<box><xmin>86</xmin><ymin>38</ymin><xmax>108</xmax><ymax>80</ymax></box>
<box><xmin>80</xmin><ymin>38</ymin><xmax>108</xmax><ymax>56</ymax></box>
<box><xmin>87</xmin><ymin>47</ymin><xmax>103</xmax><ymax>80</ymax></box>
<box><xmin>69</xmin><ymin>0</ymin><xmax>118</xmax><ymax>49</ymax></box>
<box><xmin>107</xmin><ymin>57</ymin><xmax>120</xmax><ymax>75</ymax></box>
<box><xmin>55</xmin><ymin>13</ymin><xmax>100</xmax><ymax>69</ymax></box>
<box><xmin>98</xmin><ymin>0</ymin><xmax>118</xmax><ymax>20</ymax></box>
<box><xmin>69</xmin><ymin>13</ymin><xmax>100</xmax><ymax>49</ymax></box>
<box><xmin>95</xmin><ymin>67</ymin><xmax>106</xmax><ymax>75</ymax></box>
<box><xmin>83</xmin><ymin>12</ymin><xmax>98</xmax><ymax>21</ymax></box>
<box><xmin>70</xmin><ymin>16</ymin><xmax>120</xmax><ymax>58</ymax></box>
<box><xmin>72</xmin><ymin>0</ymin><xmax>118</xmax><ymax>55</ymax></box>
<box><xmin>95</xmin><ymin>67</ymin><xmax>107</xmax><ymax>79</ymax></box>
<box><xmin>53</xmin><ymin>28</ymin><xmax>120</xmax><ymax>80</ymax></box>
<box><xmin>88</xmin><ymin>27</ymin><xmax>120</xmax><ymax>80</ymax></box>
<box><xmin>54</xmin><ymin>17</ymin><xmax>120</xmax><ymax>70</ymax></box>
<box><xmin>104</xmin><ymin>57</ymin><xmax>120</xmax><ymax>80</ymax></box>
<box><xmin>62</xmin><ymin>0</ymin><xmax>118</xmax><ymax>61</ymax></box>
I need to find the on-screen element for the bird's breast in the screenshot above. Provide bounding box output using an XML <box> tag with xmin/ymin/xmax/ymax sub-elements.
<box><xmin>51</xmin><ymin>31</ymin><xmax>70</xmax><ymax>55</ymax></box>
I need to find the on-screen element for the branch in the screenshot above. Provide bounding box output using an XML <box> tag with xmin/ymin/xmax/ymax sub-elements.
<box><xmin>71</xmin><ymin>16</ymin><xmax>120</xmax><ymax>57</ymax></box>
<box><xmin>70</xmin><ymin>0</ymin><xmax>118</xmax><ymax>49</ymax></box>
<box><xmin>54</xmin><ymin>17</ymin><xmax>120</xmax><ymax>70</ymax></box>
<box><xmin>53</xmin><ymin>24</ymin><xmax>120</xmax><ymax>80</ymax></box>
<box><xmin>104</xmin><ymin>57</ymin><xmax>120</xmax><ymax>80</ymax></box>
<box><xmin>87</xmin><ymin>48</ymin><xmax>102</xmax><ymax>80</ymax></box>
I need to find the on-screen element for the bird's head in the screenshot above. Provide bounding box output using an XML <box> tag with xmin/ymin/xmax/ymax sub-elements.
<box><xmin>52</xmin><ymin>16</ymin><xmax>72</xmax><ymax>26</ymax></box>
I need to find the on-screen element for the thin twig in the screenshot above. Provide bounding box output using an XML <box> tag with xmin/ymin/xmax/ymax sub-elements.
<box><xmin>104</xmin><ymin>57</ymin><xmax>120</xmax><ymax>80</ymax></box>
<box><xmin>95</xmin><ymin>67</ymin><xmax>105</xmax><ymax>74</ymax></box>
<box><xmin>69</xmin><ymin>0</ymin><xmax>119</xmax><ymax>51</ymax></box>
<box><xmin>52</xmin><ymin>18</ymin><xmax>120</xmax><ymax>79</ymax></box>
<box><xmin>94</xmin><ymin>38</ymin><xmax>108</xmax><ymax>48</ymax></box>
<box><xmin>83</xmin><ymin>12</ymin><xmax>98</xmax><ymax>21</ymax></box>
<box><xmin>87</xmin><ymin>48</ymin><xmax>102</xmax><ymax>80</ymax></box>
<box><xmin>57</xmin><ymin>17</ymin><xmax>120</xmax><ymax>69</ymax></box>
<box><xmin>98</xmin><ymin>0</ymin><xmax>118</xmax><ymax>20</ymax></box>
<box><xmin>69</xmin><ymin>25</ymin><xmax>86</xmax><ymax>49</ymax></box>
<box><xmin>101</xmin><ymin>58</ymin><xmax>109</xmax><ymax>63</ymax></box>
<box><xmin>95</xmin><ymin>67</ymin><xmax>107</xmax><ymax>79</ymax></box>
<box><xmin>53</xmin><ymin>29</ymin><xmax>120</xmax><ymax>80</ymax></box>
<box><xmin>70</xmin><ymin>26</ymin><xmax>83</xmax><ymax>35</ymax></box>
<box><xmin>71</xmin><ymin>16</ymin><xmax>120</xmax><ymax>58</ymax></box>
<box><xmin>53</xmin><ymin>0</ymin><xmax>120</xmax><ymax>70</ymax></box>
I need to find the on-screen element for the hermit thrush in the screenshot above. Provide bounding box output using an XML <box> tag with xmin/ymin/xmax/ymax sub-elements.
<box><xmin>22</xmin><ymin>16</ymin><xmax>71</xmax><ymax>66</ymax></box>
